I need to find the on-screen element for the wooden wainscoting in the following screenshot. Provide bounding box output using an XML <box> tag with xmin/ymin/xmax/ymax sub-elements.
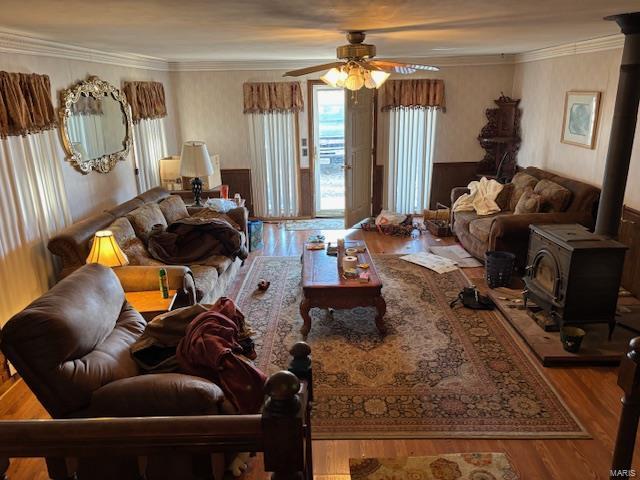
<box><xmin>372</xmin><ymin>165</ymin><xmax>384</xmax><ymax>216</ymax></box>
<box><xmin>221</xmin><ymin>169</ymin><xmax>253</xmax><ymax>216</ymax></box>
<box><xmin>620</xmin><ymin>206</ymin><xmax>640</xmax><ymax>298</ymax></box>
<box><xmin>299</xmin><ymin>168</ymin><xmax>313</xmax><ymax>217</ymax></box>
<box><xmin>430</xmin><ymin>162</ymin><xmax>478</xmax><ymax>209</ymax></box>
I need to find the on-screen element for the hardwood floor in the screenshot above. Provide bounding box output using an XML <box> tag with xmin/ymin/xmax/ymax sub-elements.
<box><xmin>1</xmin><ymin>223</ymin><xmax>638</xmax><ymax>479</ymax></box>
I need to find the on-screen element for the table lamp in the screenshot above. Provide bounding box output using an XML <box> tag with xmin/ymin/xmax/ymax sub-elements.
<box><xmin>180</xmin><ymin>141</ymin><xmax>213</xmax><ymax>207</ymax></box>
<box><xmin>86</xmin><ymin>230</ymin><xmax>129</xmax><ymax>267</ymax></box>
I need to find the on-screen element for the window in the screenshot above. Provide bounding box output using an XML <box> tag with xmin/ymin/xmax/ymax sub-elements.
<box><xmin>247</xmin><ymin>111</ymin><xmax>299</xmax><ymax>218</ymax></box>
<box><xmin>133</xmin><ymin>117</ymin><xmax>168</xmax><ymax>193</ymax></box>
<box><xmin>386</xmin><ymin>108</ymin><xmax>437</xmax><ymax>213</ymax></box>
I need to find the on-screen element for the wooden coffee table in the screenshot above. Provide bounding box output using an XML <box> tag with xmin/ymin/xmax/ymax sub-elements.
<box><xmin>300</xmin><ymin>240</ymin><xmax>386</xmax><ymax>339</ymax></box>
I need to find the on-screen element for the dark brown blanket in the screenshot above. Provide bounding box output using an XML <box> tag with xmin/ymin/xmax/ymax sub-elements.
<box><xmin>148</xmin><ymin>217</ymin><xmax>248</xmax><ymax>265</ymax></box>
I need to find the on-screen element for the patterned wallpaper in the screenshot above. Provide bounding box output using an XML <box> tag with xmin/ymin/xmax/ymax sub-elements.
<box><xmin>512</xmin><ymin>48</ymin><xmax>640</xmax><ymax>210</ymax></box>
<box><xmin>170</xmin><ymin>63</ymin><xmax>515</xmax><ymax>171</ymax></box>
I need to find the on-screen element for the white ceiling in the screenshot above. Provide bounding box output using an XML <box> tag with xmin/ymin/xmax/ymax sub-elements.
<box><xmin>0</xmin><ymin>0</ymin><xmax>638</xmax><ymax>61</ymax></box>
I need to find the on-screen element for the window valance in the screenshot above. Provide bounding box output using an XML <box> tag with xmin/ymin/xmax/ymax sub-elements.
<box><xmin>380</xmin><ymin>79</ymin><xmax>445</xmax><ymax>111</ymax></box>
<box><xmin>0</xmin><ymin>71</ymin><xmax>56</xmax><ymax>138</ymax></box>
<box><xmin>122</xmin><ymin>81</ymin><xmax>167</xmax><ymax>123</ymax></box>
<box><xmin>243</xmin><ymin>82</ymin><xmax>304</xmax><ymax>114</ymax></box>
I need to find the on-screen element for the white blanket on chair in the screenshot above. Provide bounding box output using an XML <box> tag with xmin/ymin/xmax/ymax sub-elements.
<box><xmin>452</xmin><ymin>177</ymin><xmax>504</xmax><ymax>216</ymax></box>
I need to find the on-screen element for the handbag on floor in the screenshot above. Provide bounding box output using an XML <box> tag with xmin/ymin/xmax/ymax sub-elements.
<box><xmin>450</xmin><ymin>286</ymin><xmax>495</xmax><ymax>310</ymax></box>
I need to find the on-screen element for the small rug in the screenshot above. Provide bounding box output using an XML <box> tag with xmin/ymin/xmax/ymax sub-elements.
<box><xmin>350</xmin><ymin>453</ymin><xmax>519</xmax><ymax>480</ymax></box>
<box><xmin>234</xmin><ymin>255</ymin><xmax>588</xmax><ymax>439</ymax></box>
<box><xmin>284</xmin><ymin>218</ymin><xmax>346</xmax><ymax>230</ymax></box>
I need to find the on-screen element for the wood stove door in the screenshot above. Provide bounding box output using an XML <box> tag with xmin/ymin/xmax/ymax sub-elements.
<box><xmin>526</xmin><ymin>248</ymin><xmax>562</xmax><ymax>307</ymax></box>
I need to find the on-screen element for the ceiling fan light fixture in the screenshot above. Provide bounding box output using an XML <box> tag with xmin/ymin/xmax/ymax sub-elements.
<box><xmin>369</xmin><ymin>70</ymin><xmax>390</xmax><ymax>88</ymax></box>
<box><xmin>320</xmin><ymin>67</ymin><xmax>348</xmax><ymax>88</ymax></box>
<box><xmin>344</xmin><ymin>66</ymin><xmax>365</xmax><ymax>91</ymax></box>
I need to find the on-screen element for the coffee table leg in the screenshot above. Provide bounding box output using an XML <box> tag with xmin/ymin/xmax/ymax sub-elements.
<box><xmin>374</xmin><ymin>296</ymin><xmax>387</xmax><ymax>335</ymax></box>
<box><xmin>300</xmin><ymin>298</ymin><xmax>312</xmax><ymax>339</ymax></box>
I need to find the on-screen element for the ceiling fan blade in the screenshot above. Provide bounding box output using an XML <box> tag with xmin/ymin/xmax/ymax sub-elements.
<box><xmin>283</xmin><ymin>62</ymin><xmax>345</xmax><ymax>77</ymax></box>
<box><xmin>370</xmin><ymin>59</ymin><xmax>440</xmax><ymax>73</ymax></box>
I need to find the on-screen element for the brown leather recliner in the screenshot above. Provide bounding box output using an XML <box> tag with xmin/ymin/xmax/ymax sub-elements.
<box><xmin>0</xmin><ymin>263</ymin><xmax>225</xmax><ymax>419</ymax></box>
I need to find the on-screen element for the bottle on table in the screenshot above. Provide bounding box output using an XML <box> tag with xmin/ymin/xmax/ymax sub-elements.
<box><xmin>158</xmin><ymin>268</ymin><xmax>169</xmax><ymax>299</ymax></box>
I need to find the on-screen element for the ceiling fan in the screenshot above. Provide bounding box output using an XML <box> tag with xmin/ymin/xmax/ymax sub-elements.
<box><xmin>283</xmin><ymin>31</ymin><xmax>440</xmax><ymax>91</ymax></box>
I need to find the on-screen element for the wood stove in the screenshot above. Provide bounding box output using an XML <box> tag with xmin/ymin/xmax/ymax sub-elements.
<box><xmin>524</xmin><ymin>224</ymin><xmax>627</xmax><ymax>336</ymax></box>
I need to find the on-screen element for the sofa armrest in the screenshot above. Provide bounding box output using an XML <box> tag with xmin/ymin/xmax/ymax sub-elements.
<box><xmin>89</xmin><ymin>373</ymin><xmax>225</xmax><ymax>417</ymax></box>
<box><xmin>451</xmin><ymin>187</ymin><xmax>470</xmax><ymax>206</ymax></box>
<box><xmin>226</xmin><ymin>207</ymin><xmax>249</xmax><ymax>240</ymax></box>
<box><xmin>113</xmin><ymin>265</ymin><xmax>194</xmax><ymax>292</ymax></box>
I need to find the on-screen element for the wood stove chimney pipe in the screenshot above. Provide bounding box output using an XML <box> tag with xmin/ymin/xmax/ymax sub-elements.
<box><xmin>595</xmin><ymin>13</ymin><xmax>640</xmax><ymax>237</ymax></box>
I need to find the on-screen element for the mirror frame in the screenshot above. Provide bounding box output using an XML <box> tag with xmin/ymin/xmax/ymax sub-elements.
<box><xmin>59</xmin><ymin>76</ymin><xmax>133</xmax><ymax>174</ymax></box>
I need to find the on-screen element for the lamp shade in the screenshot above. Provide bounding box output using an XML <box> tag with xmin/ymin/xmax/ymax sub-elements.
<box><xmin>86</xmin><ymin>230</ymin><xmax>129</xmax><ymax>267</ymax></box>
<box><xmin>180</xmin><ymin>141</ymin><xmax>213</xmax><ymax>178</ymax></box>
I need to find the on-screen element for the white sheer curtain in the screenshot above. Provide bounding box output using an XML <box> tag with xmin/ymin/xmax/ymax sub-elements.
<box><xmin>248</xmin><ymin>111</ymin><xmax>299</xmax><ymax>218</ymax></box>
<box><xmin>133</xmin><ymin>117</ymin><xmax>168</xmax><ymax>193</ymax></box>
<box><xmin>0</xmin><ymin>130</ymin><xmax>72</xmax><ymax>324</ymax></box>
<box><xmin>386</xmin><ymin>108</ymin><xmax>437</xmax><ymax>213</ymax></box>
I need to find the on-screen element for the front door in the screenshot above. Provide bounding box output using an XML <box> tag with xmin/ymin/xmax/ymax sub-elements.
<box><xmin>344</xmin><ymin>89</ymin><xmax>374</xmax><ymax>228</ymax></box>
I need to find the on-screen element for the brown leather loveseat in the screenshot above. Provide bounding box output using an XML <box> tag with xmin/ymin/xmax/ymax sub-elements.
<box><xmin>48</xmin><ymin>187</ymin><xmax>248</xmax><ymax>304</ymax></box>
<box><xmin>451</xmin><ymin>167</ymin><xmax>600</xmax><ymax>269</ymax></box>
<box><xmin>0</xmin><ymin>264</ymin><xmax>226</xmax><ymax>419</ymax></box>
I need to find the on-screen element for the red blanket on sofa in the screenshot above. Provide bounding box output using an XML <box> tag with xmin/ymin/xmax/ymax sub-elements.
<box><xmin>176</xmin><ymin>304</ymin><xmax>266</xmax><ymax>414</ymax></box>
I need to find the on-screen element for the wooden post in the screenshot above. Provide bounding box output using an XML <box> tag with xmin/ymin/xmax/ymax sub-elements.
<box><xmin>262</xmin><ymin>370</ymin><xmax>304</xmax><ymax>480</ymax></box>
<box><xmin>1</xmin><ymin>457</ymin><xmax>8</xmax><ymax>480</ymax></box>
<box><xmin>611</xmin><ymin>337</ymin><xmax>640</xmax><ymax>479</ymax></box>
<box><xmin>288</xmin><ymin>342</ymin><xmax>313</xmax><ymax>480</ymax></box>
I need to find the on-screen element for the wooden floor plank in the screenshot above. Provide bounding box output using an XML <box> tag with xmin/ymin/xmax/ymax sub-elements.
<box><xmin>1</xmin><ymin>224</ymin><xmax>638</xmax><ymax>479</ymax></box>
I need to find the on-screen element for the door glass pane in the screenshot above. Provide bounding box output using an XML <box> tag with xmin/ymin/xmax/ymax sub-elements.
<box><xmin>315</xmin><ymin>88</ymin><xmax>345</xmax><ymax>215</ymax></box>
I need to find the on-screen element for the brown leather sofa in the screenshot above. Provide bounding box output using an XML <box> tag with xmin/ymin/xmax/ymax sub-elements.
<box><xmin>451</xmin><ymin>167</ymin><xmax>600</xmax><ymax>269</ymax></box>
<box><xmin>48</xmin><ymin>187</ymin><xmax>248</xmax><ymax>304</ymax></box>
<box><xmin>0</xmin><ymin>263</ymin><xmax>226</xmax><ymax>419</ymax></box>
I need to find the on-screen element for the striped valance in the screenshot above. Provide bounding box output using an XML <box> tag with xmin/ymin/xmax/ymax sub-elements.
<box><xmin>380</xmin><ymin>79</ymin><xmax>445</xmax><ymax>111</ymax></box>
<box><xmin>0</xmin><ymin>71</ymin><xmax>56</xmax><ymax>138</ymax></box>
<box><xmin>243</xmin><ymin>82</ymin><xmax>304</xmax><ymax>114</ymax></box>
<box><xmin>122</xmin><ymin>81</ymin><xmax>167</xmax><ymax>123</ymax></box>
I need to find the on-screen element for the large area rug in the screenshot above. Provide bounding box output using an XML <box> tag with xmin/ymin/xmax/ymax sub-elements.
<box><xmin>350</xmin><ymin>453</ymin><xmax>519</xmax><ymax>480</ymax></box>
<box><xmin>234</xmin><ymin>255</ymin><xmax>588</xmax><ymax>439</ymax></box>
<box><xmin>284</xmin><ymin>218</ymin><xmax>346</xmax><ymax>230</ymax></box>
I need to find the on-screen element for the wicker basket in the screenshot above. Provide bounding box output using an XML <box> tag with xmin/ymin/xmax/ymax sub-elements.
<box><xmin>423</xmin><ymin>203</ymin><xmax>451</xmax><ymax>237</ymax></box>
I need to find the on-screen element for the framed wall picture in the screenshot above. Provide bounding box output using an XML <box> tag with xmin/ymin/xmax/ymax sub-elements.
<box><xmin>561</xmin><ymin>91</ymin><xmax>601</xmax><ymax>149</ymax></box>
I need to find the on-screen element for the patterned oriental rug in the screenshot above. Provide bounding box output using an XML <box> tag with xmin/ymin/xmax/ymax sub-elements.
<box><xmin>283</xmin><ymin>218</ymin><xmax>347</xmax><ymax>230</ymax></box>
<box><xmin>350</xmin><ymin>453</ymin><xmax>519</xmax><ymax>480</ymax></box>
<box><xmin>234</xmin><ymin>255</ymin><xmax>588</xmax><ymax>439</ymax></box>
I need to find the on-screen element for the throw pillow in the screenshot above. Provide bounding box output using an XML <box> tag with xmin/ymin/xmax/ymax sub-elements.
<box><xmin>509</xmin><ymin>172</ymin><xmax>539</xmax><ymax>211</ymax></box>
<box><xmin>514</xmin><ymin>187</ymin><xmax>542</xmax><ymax>214</ymax></box>
<box><xmin>105</xmin><ymin>217</ymin><xmax>162</xmax><ymax>266</ymax></box>
<box><xmin>159</xmin><ymin>195</ymin><xmax>189</xmax><ymax>225</ymax></box>
<box><xmin>127</xmin><ymin>203</ymin><xmax>168</xmax><ymax>243</ymax></box>
<box><xmin>533</xmin><ymin>179</ymin><xmax>573</xmax><ymax>212</ymax></box>
<box><xmin>495</xmin><ymin>183</ymin><xmax>514</xmax><ymax>211</ymax></box>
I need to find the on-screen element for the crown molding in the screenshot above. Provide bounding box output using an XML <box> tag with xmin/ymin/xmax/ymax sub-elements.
<box><xmin>0</xmin><ymin>30</ymin><xmax>168</xmax><ymax>71</ymax></box>
<box><xmin>0</xmin><ymin>29</ymin><xmax>625</xmax><ymax>73</ymax></box>
<box><xmin>168</xmin><ymin>54</ymin><xmax>515</xmax><ymax>72</ymax></box>
<box><xmin>515</xmin><ymin>34</ymin><xmax>624</xmax><ymax>63</ymax></box>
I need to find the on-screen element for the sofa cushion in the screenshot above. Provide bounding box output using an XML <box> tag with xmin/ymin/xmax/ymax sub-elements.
<box><xmin>534</xmin><ymin>179</ymin><xmax>573</xmax><ymax>212</ymax></box>
<box><xmin>509</xmin><ymin>172</ymin><xmax>539</xmax><ymax>211</ymax></box>
<box><xmin>201</xmin><ymin>255</ymin><xmax>234</xmax><ymax>275</ymax></box>
<box><xmin>127</xmin><ymin>203</ymin><xmax>168</xmax><ymax>243</ymax></box>
<box><xmin>106</xmin><ymin>217</ymin><xmax>162</xmax><ymax>267</ymax></box>
<box><xmin>495</xmin><ymin>183</ymin><xmax>514</xmax><ymax>211</ymax></box>
<box><xmin>469</xmin><ymin>217</ymin><xmax>496</xmax><ymax>243</ymax></box>
<box><xmin>514</xmin><ymin>187</ymin><xmax>542</xmax><ymax>214</ymax></box>
<box><xmin>190</xmin><ymin>265</ymin><xmax>219</xmax><ymax>296</ymax></box>
<box><xmin>159</xmin><ymin>195</ymin><xmax>189</xmax><ymax>225</ymax></box>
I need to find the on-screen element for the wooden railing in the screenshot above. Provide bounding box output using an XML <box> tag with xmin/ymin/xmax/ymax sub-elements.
<box><xmin>611</xmin><ymin>337</ymin><xmax>640</xmax><ymax>480</ymax></box>
<box><xmin>0</xmin><ymin>342</ymin><xmax>313</xmax><ymax>480</ymax></box>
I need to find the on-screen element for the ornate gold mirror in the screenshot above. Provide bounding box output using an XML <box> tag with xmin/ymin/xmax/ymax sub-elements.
<box><xmin>59</xmin><ymin>76</ymin><xmax>132</xmax><ymax>173</ymax></box>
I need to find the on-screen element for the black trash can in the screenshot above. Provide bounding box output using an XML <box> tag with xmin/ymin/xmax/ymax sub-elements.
<box><xmin>485</xmin><ymin>251</ymin><xmax>516</xmax><ymax>288</ymax></box>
